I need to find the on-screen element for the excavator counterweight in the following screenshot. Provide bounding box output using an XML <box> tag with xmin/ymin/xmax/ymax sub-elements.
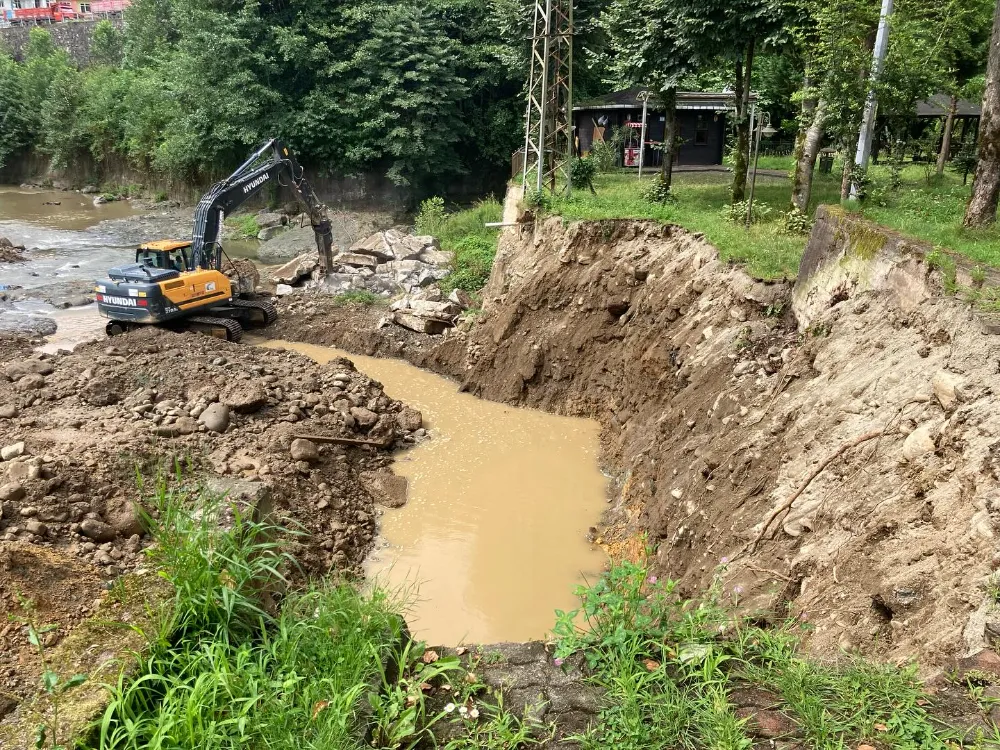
<box><xmin>95</xmin><ymin>140</ymin><xmax>332</xmax><ymax>341</ymax></box>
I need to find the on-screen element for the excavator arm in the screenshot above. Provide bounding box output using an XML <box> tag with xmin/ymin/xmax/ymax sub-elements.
<box><xmin>190</xmin><ymin>139</ymin><xmax>335</xmax><ymax>274</ymax></box>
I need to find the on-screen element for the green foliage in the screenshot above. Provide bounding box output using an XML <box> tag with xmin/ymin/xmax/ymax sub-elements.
<box><xmin>12</xmin><ymin>597</ymin><xmax>87</xmax><ymax>750</ymax></box>
<box><xmin>90</xmin><ymin>21</ymin><xmax>124</xmax><ymax>67</ymax></box>
<box><xmin>556</xmin><ymin>559</ymin><xmax>956</xmax><ymax>750</ymax></box>
<box><xmin>440</xmin><ymin>236</ymin><xmax>497</xmax><ymax>294</ymax></box>
<box><xmin>332</xmin><ymin>289</ymin><xmax>384</xmax><ymax>306</ymax></box>
<box><xmin>523</xmin><ymin>188</ymin><xmax>552</xmax><ymax>213</ymax></box>
<box><xmin>571</xmin><ymin>157</ymin><xmax>598</xmax><ymax>193</ymax></box>
<box><xmin>784</xmin><ymin>207</ymin><xmax>813</xmax><ymax>234</ymax></box>
<box><xmin>225</xmin><ymin>214</ymin><xmax>261</xmax><ymax>240</ymax></box>
<box><xmin>589</xmin><ymin>138</ymin><xmax>621</xmax><ymax>174</ymax></box>
<box><xmin>415</xmin><ymin>196</ymin><xmax>448</xmax><ymax>236</ymax></box>
<box><xmin>720</xmin><ymin>198</ymin><xmax>773</xmax><ymax>225</ymax></box>
<box><xmin>2</xmin><ymin>2</ymin><xmax>523</xmax><ymax>194</ymax></box>
<box><xmin>95</xmin><ymin>483</ymin><xmax>409</xmax><ymax>749</ymax></box>
<box><xmin>640</xmin><ymin>175</ymin><xmax>674</xmax><ymax>204</ymax></box>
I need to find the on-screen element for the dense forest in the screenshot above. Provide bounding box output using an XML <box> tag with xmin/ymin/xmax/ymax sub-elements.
<box><xmin>0</xmin><ymin>0</ymin><xmax>997</xmax><ymax>219</ymax></box>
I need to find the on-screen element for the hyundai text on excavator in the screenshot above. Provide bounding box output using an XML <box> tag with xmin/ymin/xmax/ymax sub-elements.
<box><xmin>94</xmin><ymin>139</ymin><xmax>334</xmax><ymax>342</ymax></box>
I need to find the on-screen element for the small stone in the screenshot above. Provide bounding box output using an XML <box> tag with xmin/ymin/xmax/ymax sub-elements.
<box><xmin>0</xmin><ymin>482</ymin><xmax>25</xmax><ymax>503</ymax></box>
<box><xmin>80</xmin><ymin>518</ymin><xmax>117</xmax><ymax>543</ymax></box>
<box><xmin>350</xmin><ymin>406</ymin><xmax>378</xmax><ymax>429</ymax></box>
<box><xmin>902</xmin><ymin>422</ymin><xmax>937</xmax><ymax>461</ymax></box>
<box><xmin>19</xmin><ymin>506</ymin><xmax>37</xmax><ymax>517</ymax></box>
<box><xmin>670</xmin><ymin>488</ymin><xmax>683</xmax><ymax>499</ymax></box>
<box><xmin>1</xmin><ymin>442</ymin><xmax>25</xmax><ymax>461</ymax></box>
<box><xmin>198</xmin><ymin>402</ymin><xmax>231</xmax><ymax>433</ymax></box>
<box><xmin>25</xmin><ymin>520</ymin><xmax>47</xmax><ymax>536</ymax></box>
<box><xmin>290</xmin><ymin>438</ymin><xmax>319</xmax><ymax>463</ymax></box>
<box><xmin>932</xmin><ymin>370</ymin><xmax>966</xmax><ymax>410</ymax></box>
<box><xmin>0</xmin><ymin>404</ymin><xmax>17</xmax><ymax>419</ymax></box>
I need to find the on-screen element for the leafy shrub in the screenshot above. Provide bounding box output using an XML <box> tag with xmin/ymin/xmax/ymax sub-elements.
<box><xmin>720</xmin><ymin>199</ymin><xmax>773</xmax><ymax>225</ymax></box>
<box><xmin>523</xmin><ymin>187</ymin><xmax>552</xmax><ymax>213</ymax></box>
<box><xmin>440</xmin><ymin>235</ymin><xmax>496</xmax><ymax>294</ymax></box>
<box><xmin>784</xmin><ymin>207</ymin><xmax>813</xmax><ymax>234</ymax></box>
<box><xmin>415</xmin><ymin>196</ymin><xmax>447</xmax><ymax>236</ymax></box>
<box><xmin>641</xmin><ymin>175</ymin><xmax>674</xmax><ymax>204</ymax></box>
<box><xmin>571</xmin><ymin>156</ymin><xmax>598</xmax><ymax>192</ymax></box>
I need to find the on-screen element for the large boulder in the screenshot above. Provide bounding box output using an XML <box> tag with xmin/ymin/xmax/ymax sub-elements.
<box><xmin>257</xmin><ymin>225</ymin><xmax>321</xmax><ymax>263</ymax></box>
<box><xmin>257</xmin><ymin>225</ymin><xmax>288</xmax><ymax>242</ymax></box>
<box><xmin>271</xmin><ymin>253</ymin><xmax>319</xmax><ymax>285</ymax></box>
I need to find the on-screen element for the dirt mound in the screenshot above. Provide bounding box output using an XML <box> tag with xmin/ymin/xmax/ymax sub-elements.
<box><xmin>409</xmin><ymin>216</ymin><xmax>1000</xmax><ymax>673</ymax></box>
<box><xmin>0</xmin><ymin>328</ymin><xmax>427</xmax><ymax>579</ymax></box>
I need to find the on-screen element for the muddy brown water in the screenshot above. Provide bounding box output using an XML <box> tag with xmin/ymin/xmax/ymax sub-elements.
<box><xmin>262</xmin><ymin>340</ymin><xmax>607</xmax><ymax>644</ymax></box>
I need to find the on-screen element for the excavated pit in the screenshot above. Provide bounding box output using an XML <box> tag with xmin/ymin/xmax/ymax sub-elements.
<box><xmin>420</xmin><ymin>211</ymin><xmax>1000</xmax><ymax>673</ymax></box>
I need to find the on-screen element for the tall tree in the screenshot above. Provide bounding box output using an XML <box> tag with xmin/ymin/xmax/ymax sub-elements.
<box><xmin>597</xmin><ymin>0</ymin><xmax>699</xmax><ymax>192</ymax></box>
<box><xmin>965</xmin><ymin>0</ymin><xmax>1000</xmax><ymax>227</ymax></box>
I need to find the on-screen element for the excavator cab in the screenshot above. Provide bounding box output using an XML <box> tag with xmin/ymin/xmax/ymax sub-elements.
<box><xmin>136</xmin><ymin>240</ymin><xmax>195</xmax><ymax>274</ymax></box>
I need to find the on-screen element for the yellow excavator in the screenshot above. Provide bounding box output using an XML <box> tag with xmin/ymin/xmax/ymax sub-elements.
<box><xmin>95</xmin><ymin>139</ymin><xmax>335</xmax><ymax>342</ymax></box>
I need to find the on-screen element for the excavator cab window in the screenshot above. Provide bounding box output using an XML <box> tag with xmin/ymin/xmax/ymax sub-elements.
<box><xmin>135</xmin><ymin>247</ymin><xmax>193</xmax><ymax>273</ymax></box>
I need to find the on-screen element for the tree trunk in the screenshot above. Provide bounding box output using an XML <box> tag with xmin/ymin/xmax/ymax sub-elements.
<box><xmin>965</xmin><ymin>0</ymin><xmax>1000</xmax><ymax>227</ymax></box>
<box><xmin>731</xmin><ymin>38</ymin><xmax>756</xmax><ymax>203</ymax></box>
<box><xmin>660</xmin><ymin>87</ymin><xmax>677</xmax><ymax>189</ymax></box>
<box><xmin>791</xmin><ymin>93</ymin><xmax>827</xmax><ymax>214</ymax></box>
<box><xmin>840</xmin><ymin>137</ymin><xmax>855</xmax><ymax>200</ymax></box>
<box><xmin>936</xmin><ymin>94</ymin><xmax>958</xmax><ymax>175</ymax></box>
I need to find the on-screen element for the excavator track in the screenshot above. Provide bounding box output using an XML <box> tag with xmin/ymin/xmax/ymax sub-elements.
<box><xmin>185</xmin><ymin>316</ymin><xmax>244</xmax><ymax>342</ymax></box>
<box><xmin>230</xmin><ymin>297</ymin><xmax>278</xmax><ymax>327</ymax></box>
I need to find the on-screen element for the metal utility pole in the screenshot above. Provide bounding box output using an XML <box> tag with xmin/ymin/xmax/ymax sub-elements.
<box><xmin>637</xmin><ymin>91</ymin><xmax>651</xmax><ymax>181</ymax></box>
<box><xmin>521</xmin><ymin>0</ymin><xmax>573</xmax><ymax>195</ymax></box>
<box><xmin>850</xmin><ymin>0</ymin><xmax>893</xmax><ymax>201</ymax></box>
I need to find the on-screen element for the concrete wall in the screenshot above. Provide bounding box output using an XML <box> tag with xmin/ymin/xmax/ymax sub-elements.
<box><xmin>0</xmin><ymin>19</ymin><xmax>122</xmax><ymax>67</ymax></box>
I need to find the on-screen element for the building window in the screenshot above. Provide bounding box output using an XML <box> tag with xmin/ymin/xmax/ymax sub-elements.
<box><xmin>695</xmin><ymin>115</ymin><xmax>709</xmax><ymax>146</ymax></box>
<box><xmin>80</xmin><ymin>2</ymin><xmax>90</xmax><ymax>10</ymax></box>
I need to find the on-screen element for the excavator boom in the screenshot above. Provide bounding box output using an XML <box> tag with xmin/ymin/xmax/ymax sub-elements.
<box><xmin>191</xmin><ymin>139</ymin><xmax>335</xmax><ymax>274</ymax></box>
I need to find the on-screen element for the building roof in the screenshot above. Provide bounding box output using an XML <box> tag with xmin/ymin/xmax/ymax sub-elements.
<box><xmin>916</xmin><ymin>94</ymin><xmax>981</xmax><ymax>118</ymax></box>
<box><xmin>574</xmin><ymin>87</ymin><xmax>758</xmax><ymax>112</ymax></box>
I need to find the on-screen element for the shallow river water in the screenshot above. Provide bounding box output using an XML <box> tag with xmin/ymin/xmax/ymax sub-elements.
<box><xmin>263</xmin><ymin>340</ymin><xmax>608</xmax><ymax>644</ymax></box>
<box><xmin>0</xmin><ymin>186</ymin><xmax>258</xmax><ymax>292</ymax></box>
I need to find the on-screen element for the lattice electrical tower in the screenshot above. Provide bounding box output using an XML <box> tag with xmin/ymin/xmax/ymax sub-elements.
<box><xmin>521</xmin><ymin>0</ymin><xmax>573</xmax><ymax>195</ymax></box>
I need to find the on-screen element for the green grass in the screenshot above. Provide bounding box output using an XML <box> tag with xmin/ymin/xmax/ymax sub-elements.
<box><xmin>333</xmin><ymin>289</ymin><xmax>385</xmax><ymax>306</ymax></box>
<box><xmin>416</xmin><ymin>197</ymin><xmax>503</xmax><ymax>294</ymax></box>
<box><xmin>86</xmin><ymin>478</ymin><xmax>535</xmax><ymax>750</ymax></box>
<box><xmin>551</xmin><ymin>172</ymin><xmax>805</xmax><ymax>280</ymax></box>
<box><xmin>225</xmin><ymin>213</ymin><xmax>261</xmax><ymax>240</ymax></box>
<box><xmin>546</xmin><ymin>163</ymin><xmax>1000</xmax><ymax>281</ymax></box>
<box><xmin>553</xmin><ymin>559</ymin><xmax>981</xmax><ymax>750</ymax></box>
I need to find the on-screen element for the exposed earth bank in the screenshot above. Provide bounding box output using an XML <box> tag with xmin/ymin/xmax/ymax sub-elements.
<box><xmin>273</xmin><ymin>209</ymin><xmax>1000</xmax><ymax>676</ymax></box>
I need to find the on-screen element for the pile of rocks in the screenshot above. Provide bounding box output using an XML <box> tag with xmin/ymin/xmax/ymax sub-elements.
<box><xmin>271</xmin><ymin>229</ymin><xmax>455</xmax><ymax>299</ymax></box>
<box><xmin>0</xmin><ymin>329</ymin><xmax>427</xmax><ymax>578</ymax></box>
<box><xmin>386</xmin><ymin>287</ymin><xmax>474</xmax><ymax>334</ymax></box>
<box><xmin>0</xmin><ymin>238</ymin><xmax>26</xmax><ymax>264</ymax></box>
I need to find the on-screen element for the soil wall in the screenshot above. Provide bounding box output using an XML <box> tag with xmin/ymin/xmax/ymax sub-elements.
<box><xmin>423</xmin><ymin>209</ymin><xmax>1000</xmax><ymax>672</ymax></box>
